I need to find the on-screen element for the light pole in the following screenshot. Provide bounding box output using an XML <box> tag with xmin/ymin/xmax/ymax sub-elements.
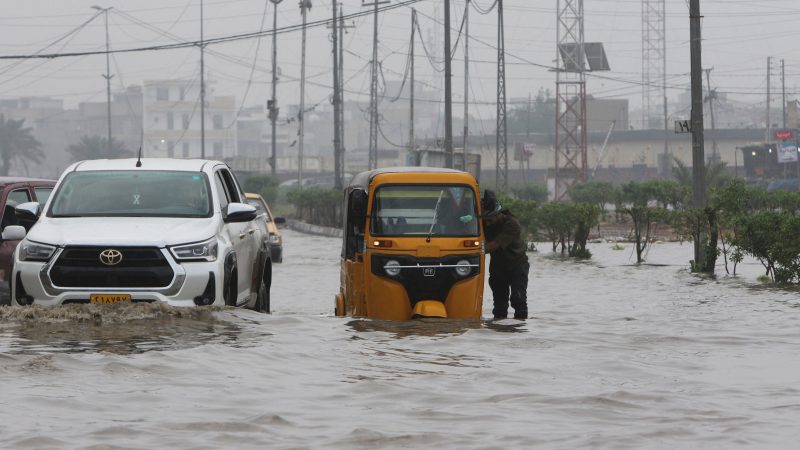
<box><xmin>92</xmin><ymin>5</ymin><xmax>113</xmax><ymax>157</ymax></box>
<box><xmin>268</xmin><ymin>0</ymin><xmax>283</xmax><ymax>176</ymax></box>
<box><xmin>443</xmin><ymin>0</ymin><xmax>453</xmax><ymax>168</ymax></box>
<box><xmin>200</xmin><ymin>0</ymin><xmax>206</xmax><ymax>159</ymax></box>
<box><xmin>298</xmin><ymin>0</ymin><xmax>312</xmax><ymax>190</ymax></box>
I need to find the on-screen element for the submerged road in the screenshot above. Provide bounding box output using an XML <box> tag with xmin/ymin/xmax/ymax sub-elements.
<box><xmin>1</xmin><ymin>229</ymin><xmax>799</xmax><ymax>449</ymax></box>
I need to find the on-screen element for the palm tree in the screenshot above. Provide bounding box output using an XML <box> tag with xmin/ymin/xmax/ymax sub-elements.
<box><xmin>672</xmin><ymin>157</ymin><xmax>729</xmax><ymax>190</ymax></box>
<box><xmin>0</xmin><ymin>114</ymin><xmax>44</xmax><ymax>176</ymax></box>
<box><xmin>66</xmin><ymin>135</ymin><xmax>132</xmax><ymax>162</ymax></box>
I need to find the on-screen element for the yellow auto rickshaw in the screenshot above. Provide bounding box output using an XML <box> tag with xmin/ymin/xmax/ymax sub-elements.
<box><xmin>335</xmin><ymin>167</ymin><xmax>485</xmax><ymax>320</ymax></box>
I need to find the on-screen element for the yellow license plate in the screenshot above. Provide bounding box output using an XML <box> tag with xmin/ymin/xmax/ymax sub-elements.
<box><xmin>90</xmin><ymin>294</ymin><xmax>132</xmax><ymax>304</ymax></box>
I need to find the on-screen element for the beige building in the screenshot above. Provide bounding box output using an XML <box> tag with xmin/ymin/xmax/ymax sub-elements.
<box><xmin>142</xmin><ymin>79</ymin><xmax>237</xmax><ymax>159</ymax></box>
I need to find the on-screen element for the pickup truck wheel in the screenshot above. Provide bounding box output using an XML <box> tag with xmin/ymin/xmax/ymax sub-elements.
<box><xmin>223</xmin><ymin>267</ymin><xmax>237</xmax><ymax>307</ymax></box>
<box><xmin>255</xmin><ymin>279</ymin><xmax>270</xmax><ymax>313</ymax></box>
<box><xmin>255</xmin><ymin>262</ymin><xmax>271</xmax><ymax>313</ymax></box>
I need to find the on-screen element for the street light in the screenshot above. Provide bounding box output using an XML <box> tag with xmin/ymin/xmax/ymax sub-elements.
<box><xmin>91</xmin><ymin>5</ymin><xmax>113</xmax><ymax>157</ymax></box>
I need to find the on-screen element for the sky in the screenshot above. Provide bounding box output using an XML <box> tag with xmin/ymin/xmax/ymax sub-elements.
<box><xmin>0</xmin><ymin>0</ymin><xmax>798</xmax><ymax>130</ymax></box>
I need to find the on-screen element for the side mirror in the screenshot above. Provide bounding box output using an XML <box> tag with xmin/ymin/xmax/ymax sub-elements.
<box><xmin>349</xmin><ymin>189</ymin><xmax>368</xmax><ymax>220</ymax></box>
<box><xmin>15</xmin><ymin>202</ymin><xmax>41</xmax><ymax>223</ymax></box>
<box><xmin>274</xmin><ymin>217</ymin><xmax>286</xmax><ymax>225</ymax></box>
<box><xmin>224</xmin><ymin>203</ymin><xmax>258</xmax><ymax>223</ymax></box>
<box><xmin>1</xmin><ymin>225</ymin><xmax>26</xmax><ymax>241</ymax></box>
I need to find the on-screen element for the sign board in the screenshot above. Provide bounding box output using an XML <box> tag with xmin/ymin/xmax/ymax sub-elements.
<box><xmin>778</xmin><ymin>143</ymin><xmax>799</xmax><ymax>163</ymax></box>
<box><xmin>674</xmin><ymin>120</ymin><xmax>691</xmax><ymax>133</ymax></box>
<box><xmin>514</xmin><ymin>143</ymin><xmax>535</xmax><ymax>161</ymax></box>
<box><xmin>774</xmin><ymin>130</ymin><xmax>795</xmax><ymax>140</ymax></box>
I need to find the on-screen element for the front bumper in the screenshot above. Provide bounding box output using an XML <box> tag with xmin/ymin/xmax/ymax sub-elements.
<box><xmin>13</xmin><ymin>250</ymin><xmax>225</xmax><ymax>307</ymax></box>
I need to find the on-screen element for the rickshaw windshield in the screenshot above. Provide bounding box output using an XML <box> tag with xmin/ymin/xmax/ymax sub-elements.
<box><xmin>370</xmin><ymin>185</ymin><xmax>479</xmax><ymax>237</ymax></box>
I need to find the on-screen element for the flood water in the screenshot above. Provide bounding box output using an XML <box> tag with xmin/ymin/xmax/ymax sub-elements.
<box><xmin>2</xmin><ymin>230</ymin><xmax>799</xmax><ymax>449</ymax></box>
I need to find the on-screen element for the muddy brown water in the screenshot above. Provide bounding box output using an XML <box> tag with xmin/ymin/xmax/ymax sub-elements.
<box><xmin>1</xmin><ymin>230</ymin><xmax>799</xmax><ymax>449</ymax></box>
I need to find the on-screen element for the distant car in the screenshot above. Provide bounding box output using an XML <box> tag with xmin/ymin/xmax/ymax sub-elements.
<box><xmin>245</xmin><ymin>193</ymin><xmax>285</xmax><ymax>263</ymax></box>
<box><xmin>9</xmin><ymin>159</ymin><xmax>272</xmax><ymax>312</ymax></box>
<box><xmin>0</xmin><ymin>177</ymin><xmax>57</xmax><ymax>305</ymax></box>
<box><xmin>767</xmin><ymin>178</ymin><xmax>800</xmax><ymax>192</ymax></box>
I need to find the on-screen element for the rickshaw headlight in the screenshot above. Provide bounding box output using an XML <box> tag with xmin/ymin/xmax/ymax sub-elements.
<box><xmin>384</xmin><ymin>260</ymin><xmax>401</xmax><ymax>277</ymax></box>
<box><xmin>455</xmin><ymin>260</ymin><xmax>472</xmax><ymax>276</ymax></box>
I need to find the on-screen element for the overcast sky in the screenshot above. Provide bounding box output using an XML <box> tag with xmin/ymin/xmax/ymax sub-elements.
<box><xmin>1</xmin><ymin>0</ymin><xmax>798</xmax><ymax>129</ymax></box>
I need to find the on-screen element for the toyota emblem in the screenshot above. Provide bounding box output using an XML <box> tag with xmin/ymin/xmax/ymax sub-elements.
<box><xmin>99</xmin><ymin>249</ymin><xmax>123</xmax><ymax>266</ymax></box>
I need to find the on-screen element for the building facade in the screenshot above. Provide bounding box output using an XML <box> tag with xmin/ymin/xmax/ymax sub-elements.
<box><xmin>142</xmin><ymin>79</ymin><xmax>237</xmax><ymax>160</ymax></box>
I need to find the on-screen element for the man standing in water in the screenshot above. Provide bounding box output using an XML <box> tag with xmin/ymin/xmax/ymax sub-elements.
<box><xmin>481</xmin><ymin>190</ymin><xmax>530</xmax><ymax>319</ymax></box>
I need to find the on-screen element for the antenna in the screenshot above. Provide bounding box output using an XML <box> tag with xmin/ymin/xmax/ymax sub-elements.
<box><xmin>136</xmin><ymin>127</ymin><xmax>143</xmax><ymax>167</ymax></box>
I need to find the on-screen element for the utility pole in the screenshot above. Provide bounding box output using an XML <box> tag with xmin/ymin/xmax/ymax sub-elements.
<box><xmin>705</xmin><ymin>68</ymin><xmax>718</xmax><ymax>160</ymax></box>
<box><xmin>782</xmin><ymin>59</ymin><xmax>788</xmax><ymax>179</ymax></box>
<box><xmin>327</xmin><ymin>3</ymin><xmax>354</xmax><ymax>188</ymax></box>
<box><xmin>689</xmin><ymin>0</ymin><xmax>707</xmax><ymax>272</ymax></box>
<box><xmin>92</xmin><ymin>6</ymin><xmax>113</xmax><ymax>157</ymax></box>
<box><xmin>643</xmin><ymin>0</ymin><xmax>668</xmax><ymax>175</ymax></box>
<box><xmin>364</xmin><ymin>1</ymin><xmax>389</xmax><ymax>170</ymax></box>
<box><xmin>526</xmin><ymin>93</ymin><xmax>532</xmax><ymax>138</ymax></box>
<box><xmin>496</xmin><ymin>0</ymin><xmax>508</xmax><ymax>192</ymax></box>
<box><xmin>268</xmin><ymin>0</ymin><xmax>283</xmax><ymax>176</ymax></box>
<box><xmin>555</xmin><ymin>0</ymin><xmax>598</xmax><ymax>201</ymax></box>
<box><xmin>338</xmin><ymin>4</ymin><xmax>353</xmax><ymax>180</ymax></box>
<box><xmin>782</xmin><ymin>58</ymin><xmax>786</xmax><ymax>129</ymax></box>
<box><xmin>462</xmin><ymin>0</ymin><xmax>470</xmax><ymax>172</ymax></box>
<box><xmin>409</xmin><ymin>9</ymin><xmax>416</xmax><ymax>159</ymax></box>
<box><xmin>662</xmin><ymin>0</ymin><xmax>669</xmax><ymax>179</ymax></box>
<box><xmin>444</xmin><ymin>0</ymin><xmax>454</xmax><ymax>168</ymax></box>
<box><xmin>331</xmin><ymin>1</ymin><xmax>342</xmax><ymax>189</ymax></box>
<box><xmin>766</xmin><ymin>56</ymin><xmax>772</xmax><ymax>144</ymax></box>
<box><xmin>200</xmin><ymin>0</ymin><xmax>206</xmax><ymax>159</ymax></box>
<box><xmin>298</xmin><ymin>0</ymin><xmax>312</xmax><ymax>190</ymax></box>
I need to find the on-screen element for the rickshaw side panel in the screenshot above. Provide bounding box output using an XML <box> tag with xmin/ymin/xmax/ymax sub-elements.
<box><xmin>342</xmin><ymin>259</ymin><xmax>367</xmax><ymax>317</ymax></box>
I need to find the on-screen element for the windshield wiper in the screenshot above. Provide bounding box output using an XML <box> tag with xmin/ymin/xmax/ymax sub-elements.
<box><xmin>426</xmin><ymin>190</ymin><xmax>445</xmax><ymax>243</ymax></box>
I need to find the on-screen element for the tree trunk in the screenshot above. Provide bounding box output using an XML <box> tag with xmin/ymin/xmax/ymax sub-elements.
<box><xmin>704</xmin><ymin>208</ymin><xmax>718</xmax><ymax>275</ymax></box>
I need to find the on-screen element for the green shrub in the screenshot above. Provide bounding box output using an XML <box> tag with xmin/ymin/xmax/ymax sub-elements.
<box><xmin>242</xmin><ymin>175</ymin><xmax>280</xmax><ymax>205</ymax></box>
<box><xmin>287</xmin><ymin>187</ymin><xmax>342</xmax><ymax>228</ymax></box>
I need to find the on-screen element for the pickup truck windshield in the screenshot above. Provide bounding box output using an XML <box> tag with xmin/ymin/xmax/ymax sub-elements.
<box><xmin>370</xmin><ymin>185</ymin><xmax>479</xmax><ymax>237</ymax></box>
<box><xmin>49</xmin><ymin>171</ymin><xmax>212</xmax><ymax>218</ymax></box>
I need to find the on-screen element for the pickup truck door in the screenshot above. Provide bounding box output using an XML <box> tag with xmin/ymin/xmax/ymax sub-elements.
<box><xmin>215</xmin><ymin>169</ymin><xmax>254</xmax><ymax>304</ymax></box>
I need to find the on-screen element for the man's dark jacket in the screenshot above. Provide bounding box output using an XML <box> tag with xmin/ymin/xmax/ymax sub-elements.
<box><xmin>484</xmin><ymin>210</ymin><xmax>528</xmax><ymax>270</ymax></box>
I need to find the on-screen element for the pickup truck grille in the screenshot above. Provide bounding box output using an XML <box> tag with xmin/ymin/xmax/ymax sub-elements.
<box><xmin>50</xmin><ymin>246</ymin><xmax>174</xmax><ymax>288</ymax></box>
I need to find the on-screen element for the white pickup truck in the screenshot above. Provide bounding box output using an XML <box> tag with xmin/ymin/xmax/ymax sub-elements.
<box><xmin>9</xmin><ymin>158</ymin><xmax>272</xmax><ymax>312</ymax></box>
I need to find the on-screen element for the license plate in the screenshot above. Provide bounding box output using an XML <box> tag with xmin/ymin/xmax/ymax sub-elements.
<box><xmin>90</xmin><ymin>294</ymin><xmax>132</xmax><ymax>304</ymax></box>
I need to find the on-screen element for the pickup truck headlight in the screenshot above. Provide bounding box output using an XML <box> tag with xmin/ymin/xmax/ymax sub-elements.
<box><xmin>170</xmin><ymin>238</ymin><xmax>218</xmax><ymax>262</ymax></box>
<box><xmin>19</xmin><ymin>241</ymin><xmax>57</xmax><ymax>262</ymax></box>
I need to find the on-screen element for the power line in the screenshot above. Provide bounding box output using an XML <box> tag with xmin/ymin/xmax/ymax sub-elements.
<box><xmin>471</xmin><ymin>0</ymin><xmax>498</xmax><ymax>15</ymax></box>
<box><xmin>0</xmin><ymin>0</ymin><xmax>427</xmax><ymax>61</ymax></box>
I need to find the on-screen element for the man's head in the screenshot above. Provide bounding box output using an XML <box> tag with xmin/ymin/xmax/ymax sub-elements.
<box><xmin>481</xmin><ymin>190</ymin><xmax>503</xmax><ymax>225</ymax></box>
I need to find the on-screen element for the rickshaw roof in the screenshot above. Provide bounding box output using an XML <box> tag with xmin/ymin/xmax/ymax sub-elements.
<box><xmin>348</xmin><ymin>167</ymin><xmax>475</xmax><ymax>191</ymax></box>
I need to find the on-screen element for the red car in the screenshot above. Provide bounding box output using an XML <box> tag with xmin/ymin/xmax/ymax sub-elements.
<box><xmin>0</xmin><ymin>177</ymin><xmax>56</xmax><ymax>305</ymax></box>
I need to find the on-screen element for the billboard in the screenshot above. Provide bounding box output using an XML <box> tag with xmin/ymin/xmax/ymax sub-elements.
<box><xmin>778</xmin><ymin>143</ymin><xmax>799</xmax><ymax>163</ymax></box>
